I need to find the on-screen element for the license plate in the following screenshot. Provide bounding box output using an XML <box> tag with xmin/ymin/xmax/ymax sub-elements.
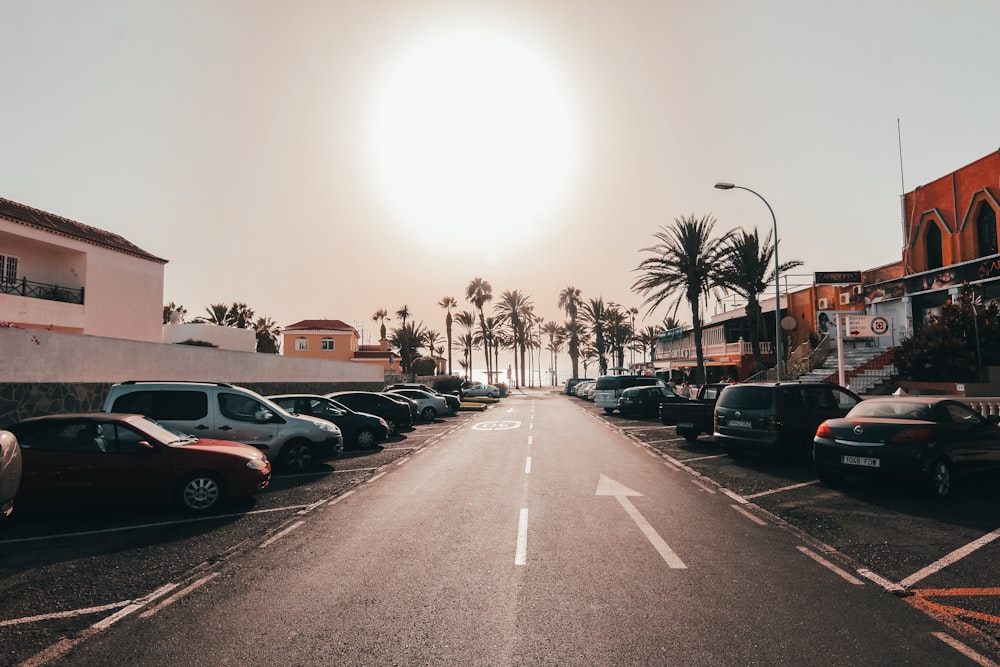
<box><xmin>678</xmin><ymin>422</ymin><xmax>694</xmax><ymax>428</ymax></box>
<box><xmin>729</xmin><ymin>419</ymin><xmax>752</xmax><ymax>429</ymax></box>
<box><xmin>842</xmin><ymin>455</ymin><xmax>880</xmax><ymax>468</ymax></box>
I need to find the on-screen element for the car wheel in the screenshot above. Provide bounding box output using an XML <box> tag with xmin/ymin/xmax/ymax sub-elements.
<box><xmin>281</xmin><ymin>440</ymin><xmax>314</xmax><ymax>472</ymax></box>
<box><xmin>604</xmin><ymin>408</ymin><xmax>615</xmax><ymax>415</ymax></box>
<box><xmin>354</xmin><ymin>429</ymin><xmax>376</xmax><ymax>449</ymax></box>
<box><xmin>384</xmin><ymin>418</ymin><xmax>397</xmax><ymax>435</ymax></box>
<box><xmin>676</xmin><ymin>427</ymin><xmax>698</xmax><ymax>442</ymax></box>
<box><xmin>816</xmin><ymin>465</ymin><xmax>846</xmax><ymax>486</ymax></box>
<box><xmin>925</xmin><ymin>459</ymin><xmax>953</xmax><ymax>500</ymax></box>
<box><xmin>421</xmin><ymin>406</ymin><xmax>437</xmax><ymax>421</ymax></box>
<box><xmin>179</xmin><ymin>473</ymin><xmax>223</xmax><ymax>513</ymax></box>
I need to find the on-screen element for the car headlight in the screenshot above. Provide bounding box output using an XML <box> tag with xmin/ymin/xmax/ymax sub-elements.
<box><xmin>316</xmin><ymin>421</ymin><xmax>341</xmax><ymax>435</ymax></box>
<box><xmin>378</xmin><ymin>418</ymin><xmax>389</xmax><ymax>429</ymax></box>
<box><xmin>246</xmin><ymin>459</ymin><xmax>269</xmax><ymax>471</ymax></box>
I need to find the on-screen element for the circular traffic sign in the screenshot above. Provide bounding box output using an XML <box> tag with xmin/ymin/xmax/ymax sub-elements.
<box><xmin>870</xmin><ymin>316</ymin><xmax>890</xmax><ymax>335</ymax></box>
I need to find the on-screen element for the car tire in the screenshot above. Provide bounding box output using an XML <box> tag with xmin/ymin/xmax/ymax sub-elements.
<box><xmin>179</xmin><ymin>473</ymin><xmax>224</xmax><ymax>513</ymax></box>
<box><xmin>281</xmin><ymin>440</ymin><xmax>314</xmax><ymax>472</ymax></box>
<box><xmin>925</xmin><ymin>459</ymin><xmax>953</xmax><ymax>500</ymax></box>
<box><xmin>676</xmin><ymin>427</ymin><xmax>698</xmax><ymax>442</ymax></box>
<box><xmin>816</xmin><ymin>465</ymin><xmax>846</xmax><ymax>486</ymax></box>
<box><xmin>354</xmin><ymin>429</ymin><xmax>376</xmax><ymax>449</ymax></box>
<box><xmin>421</xmin><ymin>407</ymin><xmax>437</xmax><ymax>421</ymax></box>
<box><xmin>384</xmin><ymin>418</ymin><xmax>397</xmax><ymax>435</ymax></box>
<box><xmin>604</xmin><ymin>408</ymin><xmax>615</xmax><ymax>415</ymax></box>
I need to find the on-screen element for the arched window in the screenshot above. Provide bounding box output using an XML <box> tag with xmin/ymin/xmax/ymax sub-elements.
<box><xmin>976</xmin><ymin>203</ymin><xmax>998</xmax><ymax>257</ymax></box>
<box><xmin>322</xmin><ymin>337</ymin><xmax>335</xmax><ymax>351</ymax></box>
<box><xmin>925</xmin><ymin>223</ymin><xmax>943</xmax><ymax>270</ymax></box>
<box><xmin>295</xmin><ymin>337</ymin><xmax>308</xmax><ymax>351</ymax></box>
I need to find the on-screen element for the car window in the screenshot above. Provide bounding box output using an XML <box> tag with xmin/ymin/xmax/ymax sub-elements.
<box><xmin>218</xmin><ymin>392</ymin><xmax>264</xmax><ymax>422</ymax></box>
<box><xmin>110</xmin><ymin>423</ymin><xmax>145</xmax><ymax>453</ymax></box>
<box><xmin>717</xmin><ymin>386</ymin><xmax>772</xmax><ymax>410</ymax></box>
<box><xmin>112</xmin><ymin>390</ymin><xmax>209</xmax><ymax>421</ymax></box>
<box><xmin>943</xmin><ymin>402</ymin><xmax>984</xmax><ymax>425</ymax></box>
<box><xmin>800</xmin><ymin>386</ymin><xmax>834</xmax><ymax>410</ymax></box>
<box><xmin>829</xmin><ymin>387</ymin><xmax>861</xmax><ymax>410</ymax></box>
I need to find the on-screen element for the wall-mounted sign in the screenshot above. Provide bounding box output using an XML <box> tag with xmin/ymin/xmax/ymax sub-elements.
<box><xmin>844</xmin><ymin>315</ymin><xmax>892</xmax><ymax>337</ymax></box>
<box><xmin>815</xmin><ymin>271</ymin><xmax>861</xmax><ymax>284</ymax></box>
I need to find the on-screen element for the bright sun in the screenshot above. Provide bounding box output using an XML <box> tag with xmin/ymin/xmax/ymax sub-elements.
<box><xmin>364</xmin><ymin>17</ymin><xmax>583</xmax><ymax>256</ymax></box>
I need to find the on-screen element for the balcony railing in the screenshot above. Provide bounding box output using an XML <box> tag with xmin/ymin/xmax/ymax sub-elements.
<box><xmin>0</xmin><ymin>277</ymin><xmax>84</xmax><ymax>304</ymax></box>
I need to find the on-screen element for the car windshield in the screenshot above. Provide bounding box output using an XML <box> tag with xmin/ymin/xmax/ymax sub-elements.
<box><xmin>847</xmin><ymin>401</ymin><xmax>933</xmax><ymax>420</ymax></box>
<box><xmin>717</xmin><ymin>387</ymin><xmax>772</xmax><ymax>410</ymax></box>
<box><xmin>132</xmin><ymin>416</ymin><xmax>198</xmax><ymax>445</ymax></box>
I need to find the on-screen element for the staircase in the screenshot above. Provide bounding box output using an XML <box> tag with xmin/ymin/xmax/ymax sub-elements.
<box><xmin>796</xmin><ymin>345</ymin><xmax>897</xmax><ymax>395</ymax></box>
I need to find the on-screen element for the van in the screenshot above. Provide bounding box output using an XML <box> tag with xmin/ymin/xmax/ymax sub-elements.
<box><xmin>594</xmin><ymin>375</ymin><xmax>665</xmax><ymax>414</ymax></box>
<box><xmin>102</xmin><ymin>381</ymin><xmax>343</xmax><ymax>472</ymax></box>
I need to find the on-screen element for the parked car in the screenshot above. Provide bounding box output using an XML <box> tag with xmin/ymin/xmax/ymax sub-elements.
<box><xmin>573</xmin><ymin>380</ymin><xmax>596</xmax><ymax>399</ymax></box>
<box><xmin>814</xmin><ymin>396</ymin><xmax>1000</xmax><ymax>499</ymax></box>
<box><xmin>659</xmin><ymin>383</ymin><xmax>730</xmax><ymax>441</ymax></box>
<box><xmin>387</xmin><ymin>388</ymin><xmax>453</xmax><ymax>420</ymax></box>
<box><xmin>267</xmin><ymin>394</ymin><xmax>390</xmax><ymax>449</ymax></box>
<box><xmin>594</xmin><ymin>375</ymin><xmax>665</xmax><ymax>414</ymax></box>
<box><xmin>384</xmin><ymin>383</ymin><xmax>461</xmax><ymax>412</ymax></box>
<box><xmin>7</xmin><ymin>413</ymin><xmax>271</xmax><ymax>513</ymax></box>
<box><xmin>564</xmin><ymin>378</ymin><xmax>589</xmax><ymax>395</ymax></box>
<box><xmin>0</xmin><ymin>430</ymin><xmax>22</xmax><ymax>520</ymax></box>
<box><xmin>617</xmin><ymin>385</ymin><xmax>688</xmax><ymax>419</ymax></box>
<box><xmin>462</xmin><ymin>383</ymin><xmax>501</xmax><ymax>399</ymax></box>
<box><xmin>327</xmin><ymin>391</ymin><xmax>414</xmax><ymax>434</ymax></box>
<box><xmin>714</xmin><ymin>381</ymin><xmax>861</xmax><ymax>460</ymax></box>
<box><xmin>103</xmin><ymin>381</ymin><xmax>343</xmax><ymax>472</ymax></box>
<box><xmin>383</xmin><ymin>392</ymin><xmax>421</xmax><ymax>421</ymax></box>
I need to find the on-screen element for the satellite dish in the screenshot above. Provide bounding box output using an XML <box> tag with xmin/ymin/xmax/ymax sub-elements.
<box><xmin>781</xmin><ymin>316</ymin><xmax>797</xmax><ymax>331</ymax></box>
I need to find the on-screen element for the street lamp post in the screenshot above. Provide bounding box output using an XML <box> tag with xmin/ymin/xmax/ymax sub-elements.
<box><xmin>714</xmin><ymin>182</ymin><xmax>783</xmax><ymax>381</ymax></box>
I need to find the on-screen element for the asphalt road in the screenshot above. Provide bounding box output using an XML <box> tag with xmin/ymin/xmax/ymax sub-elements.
<box><xmin>7</xmin><ymin>391</ymin><xmax>990</xmax><ymax>666</ymax></box>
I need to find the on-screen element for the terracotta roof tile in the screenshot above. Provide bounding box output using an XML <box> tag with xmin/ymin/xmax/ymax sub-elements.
<box><xmin>0</xmin><ymin>197</ymin><xmax>166</xmax><ymax>263</ymax></box>
<box><xmin>284</xmin><ymin>319</ymin><xmax>359</xmax><ymax>334</ymax></box>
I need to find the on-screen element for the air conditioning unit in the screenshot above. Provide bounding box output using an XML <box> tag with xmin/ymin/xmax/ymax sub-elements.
<box><xmin>852</xmin><ymin>285</ymin><xmax>863</xmax><ymax>295</ymax></box>
<box><xmin>817</xmin><ymin>298</ymin><xmax>829</xmax><ymax>310</ymax></box>
<box><xmin>839</xmin><ymin>292</ymin><xmax>852</xmax><ymax>305</ymax></box>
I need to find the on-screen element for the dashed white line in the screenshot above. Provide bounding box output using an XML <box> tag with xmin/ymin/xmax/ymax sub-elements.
<box><xmin>797</xmin><ymin>546</ymin><xmax>865</xmax><ymax>585</ymax></box>
<box><xmin>524</xmin><ymin>457</ymin><xmax>532</xmax><ymax>474</ymax></box>
<box><xmin>259</xmin><ymin>520</ymin><xmax>305</xmax><ymax>548</ymax></box>
<box><xmin>730</xmin><ymin>504</ymin><xmax>767</xmax><ymax>525</ymax></box>
<box><xmin>515</xmin><ymin>508</ymin><xmax>529</xmax><ymax>565</ymax></box>
<box><xmin>689</xmin><ymin>478</ymin><xmax>716</xmax><ymax>494</ymax></box>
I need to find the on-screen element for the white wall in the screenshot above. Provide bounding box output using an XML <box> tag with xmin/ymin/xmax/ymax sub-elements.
<box><xmin>162</xmin><ymin>323</ymin><xmax>256</xmax><ymax>352</ymax></box>
<box><xmin>0</xmin><ymin>328</ymin><xmax>382</xmax><ymax>383</ymax></box>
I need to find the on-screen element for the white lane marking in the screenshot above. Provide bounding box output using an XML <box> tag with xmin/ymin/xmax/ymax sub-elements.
<box><xmin>720</xmin><ymin>488</ymin><xmax>748</xmax><ymax>504</ymax></box>
<box><xmin>515</xmin><ymin>508</ymin><xmax>529</xmax><ymax>565</ymax></box>
<box><xmin>797</xmin><ymin>546</ymin><xmax>864</xmax><ymax>585</ymax></box>
<box><xmin>139</xmin><ymin>573</ymin><xmax>220</xmax><ymax>619</ymax></box>
<box><xmin>259</xmin><ymin>520</ymin><xmax>305</xmax><ymax>548</ymax></box>
<box><xmin>396</xmin><ymin>457</ymin><xmax>409</xmax><ymax>466</ymax></box>
<box><xmin>857</xmin><ymin>568</ymin><xmax>906</xmax><ymax>594</ymax></box>
<box><xmin>899</xmin><ymin>527</ymin><xmax>1000</xmax><ymax>588</ymax></box>
<box><xmin>679</xmin><ymin>454</ymin><xmax>729</xmax><ymax>462</ymax></box>
<box><xmin>528</xmin><ymin>435</ymin><xmax>533</xmax><ymax>446</ymax></box>
<box><xmin>596</xmin><ymin>475</ymin><xmax>686</xmax><ymax>569</ymax></box>
<box><xmin>0</xmin><ymin>601</ymin><xmax>131</xmax><ymax>627</ymax></box>
<box><xmin>932</xmin><ymin>631</ymin><xmax>1000</xmax><ymax>667</ymax></box>
<box><xmin>367</xmin><ymin>472</ymin><xmax>389</xmax><ymax>483</ymax></box>
<box><xmin>745</xmin><ymin>481</ymin><xmax>819</xmax><ymax>499</ymax></box>
<box><xmin>689</xmin><ymin>478</ymin><xmax>716</xmax><ymax>494</ymax></box>
<box><xmin>730</xmin><ymin>504</ymin><xmax>767</xmax><ymax>526</ymax></box>
<box><xmin>472</xmin><ymin>421</ymin><xmax>522</xmax><ymax>431</ymax></box>
<box><xmin>524</xmin><ymin>457</ymin><xmax>532</xmax><ymax>474</ymax></box>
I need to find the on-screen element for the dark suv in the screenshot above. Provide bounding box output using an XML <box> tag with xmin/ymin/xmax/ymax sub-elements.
<box><xmin>713</xmin><ymin>382</ymin><xmax>861</xmax><ymax>460</ymax></box>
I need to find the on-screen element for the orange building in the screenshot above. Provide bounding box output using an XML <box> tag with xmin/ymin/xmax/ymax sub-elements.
<box><xmin>282</xmin><ymin>319</ymin><xmax>396</xmax><ymax>374</ymax></box>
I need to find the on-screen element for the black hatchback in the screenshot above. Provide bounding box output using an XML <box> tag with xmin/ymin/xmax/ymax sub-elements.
<box><xmin>714</xmin><ymin>382</ymin><xmax>861</xmax><ymax>460</ymax></box>
<box><xmin>326</xmin><ymin>391</ymin><xmax>414</xmax><ymax>435</ymax></box>
<box><xmin>617</xmin><ymin>385</ymin><xmax>687</xmax><ymax>419</ymax></box>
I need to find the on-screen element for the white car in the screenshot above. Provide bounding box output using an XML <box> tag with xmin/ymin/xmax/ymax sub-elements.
<box><xmin>387</xmin><ymin>389</ymin><xmax>452</xmax><ymax>420</ymax></box>
<box><xmin>462</xmin><ymin>383</ymin><xmax>501</xmax><ymax>399</ymax></box>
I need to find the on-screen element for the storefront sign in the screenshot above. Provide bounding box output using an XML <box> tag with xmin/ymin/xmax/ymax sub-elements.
<box><xmin>815</xmin><ymin>271</ymin><xmax>861</xmax><ymax>284</ymax></box>
<box><xmin>844</xmin><ymin>315</ymin><xmax>891</xmax><ymax>337</ymax></box>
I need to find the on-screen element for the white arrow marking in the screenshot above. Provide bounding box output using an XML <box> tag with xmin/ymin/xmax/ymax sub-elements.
<box><xmin>596</xmin><ymin>474</ymin><xmax>687</xmax><ymax>569</ymax></box>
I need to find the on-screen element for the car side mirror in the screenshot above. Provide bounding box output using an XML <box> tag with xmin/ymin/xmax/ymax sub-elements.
<box><xmin>254</xmin><ymin>410</ymin><xmax>273</xmax><ymax>423</ymax></box>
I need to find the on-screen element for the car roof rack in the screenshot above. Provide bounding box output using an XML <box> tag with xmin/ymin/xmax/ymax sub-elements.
<box><xmin>116</xmin><ymin>380</ymin><xmax>235</xmax><ymax>388</ymax></box>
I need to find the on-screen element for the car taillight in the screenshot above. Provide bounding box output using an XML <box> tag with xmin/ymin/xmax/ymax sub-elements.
<box><xmin>815</xmin><ymin>422</ymin><xmax>833</xmax><ymax>439</ymax></box>
<box><xmin>765</xmin><ymin>415</ymin><xmax>780</xmax><ymax>431</ymax></box>
<box><xmin>888</xmin><ymin>426</ymin><xmax>932</xmax><ymax>444</ymax></box>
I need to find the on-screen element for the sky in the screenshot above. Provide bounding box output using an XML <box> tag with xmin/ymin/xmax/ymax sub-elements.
<box><xmin>2</xmin><ymin>1</ymin><xmax>999</xmax><ymax>377</ymax></box>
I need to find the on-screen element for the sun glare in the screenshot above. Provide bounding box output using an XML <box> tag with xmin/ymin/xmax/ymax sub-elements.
<box><xmin>364</xmin><ymin>17</ymin><xmax>583</xmax><ymax>255</ymax></box>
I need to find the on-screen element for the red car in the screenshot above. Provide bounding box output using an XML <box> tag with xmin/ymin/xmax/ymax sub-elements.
<box><xmin>7</xmin><ymin>413</ymin><xmax>271</xmax><ymax>513</ymax></box>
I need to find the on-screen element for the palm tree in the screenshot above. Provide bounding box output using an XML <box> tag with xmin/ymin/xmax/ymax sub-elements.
<box><xmin>465</xmin><ymin>278</ymin><xmax>493</xmax><ymax>380</ymax></box>
<box><xmin>632</xmin><ymin>214</ymin><xmax>733</xmax><ymax>384</ymax></box>
<box><xmin>455</xmin><ymin>310</ymin><xmax>477</xmax><ymax>381</ymax></box>
<box><xmin>715</xmin><ymin>228</ymin><xmax>804</xmax><ymax>370</ymax></box>
<box><xmin>438</xmin><ymin>296</ymin><xmax>458</xmax><ymax>376</ymax></box>
<box><xmin>395</xmin><ymin>305</ymin><xmax>411</xmax><ymax>329</ymax></box>
<box><xmin>390</xmin><ymin>320</ymin><xmax>427</xmax><ymax>377</ymax></box>
<box><xmin>633</xmin><ymin>325</ymin><xmax>663</xmax><ymax>364</ymax></box>
<box><xmin>225</xmin><ymin>302</ymin><xmax>255</xmax><ymax>329</ymax></box>
<box><xmin>542</xmin><ymin>321</ymin><xmax>565</xmax><ymax>385</ymax></box>
<box><xmin>581</xmin><ymin>297</ymin><xmax>610</xmax><ymax>375</ymax></box>
<box><xmin>162</xmin><ymin>302</ymin><xmax>186</xmax><ymax>324</ymax></box>
<box><xmin>424</xmin><ymin>328</ymin><xmax>444</xmax><ymax>372</ymax></box>
<box><xmin>194</xmin><ymin>303</ymin><xmax>230</xmax><ymax>325</ymax></box>
<box><xmin>604</xmin><ymin>305</ymin><xmax>631</xmax><ymax>371</ymax></box>
<box><xmin>495</xmin><ymin>290</ymin><xmax>533</xmax><ymax>388</ymax></box>
<box><xmin>372</xmin><ymin>308</ymin><xmax>389</xmax><ymax>341</ymax></box>
<box><xmin>253</xmin><ymin>316</ymin><xmax>282</xmax><ymax>354</ymax></box>
<box><xmin>558</xmin><ymin>286</ymin><xmax>583</xmax><ymax>378</ymax></box>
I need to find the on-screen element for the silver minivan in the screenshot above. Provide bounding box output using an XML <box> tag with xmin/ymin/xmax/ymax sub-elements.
<box><xmin>103</xmin><ymin>381</ymin><xmax>343</xmax><ymax>471</ymax></box>
<box><xmin>594</xmin><ymin>375</ymin><xmax>665</xmax><ymax>414</ymax></box>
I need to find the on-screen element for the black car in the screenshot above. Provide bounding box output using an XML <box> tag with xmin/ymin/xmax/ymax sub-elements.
<box><xmin>814</xmin><ymin>396</ymin><xmax>1000</xmax><ymax>499</ymax></box>
<box><xmin>326</xmin><ymin>391</ymin><xmax>414</xmax><ymax>434</ymax></box>
<box><xmin>617</xmin><ymin>385</ymin><xmax>687</xmax><ymax>419</ymax></box>
<box><xmin>268</xmin><ymin>394</ymin><xmax>390</xmax><ymax>449</ymax></box>
<box><xmin>384</xmin><ymin>383</ymin><xmax>461</xmax><ymax>413</ymax></box>
<box><xmin>714</xmin><ymin>382</ymin><xmax>861</xmax><ymax>460</ymax></box>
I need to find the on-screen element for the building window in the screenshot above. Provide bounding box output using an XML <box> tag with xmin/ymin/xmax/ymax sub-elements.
<box><xmin>0</xmin><ymin>254</ymin><xmax>18</xmax><ymax>285</ymax></box>
<box><xmin>976</xmin><ymin>203</ymin><xmax>998</xmax><ymax>257</ymax></box>
<box><xmin>925</xmin><ymin>222</ymin><xmax>943</xmax><ymax>270</ymax></box>
<box><xmin>322</xmin><ymin>337</ymin><xmax>335</xmax><ymax>351</ymax></box>
<box><xmin>295</xmin><ymin>337</ymin><xmax>308</xmax><ymax>351</ymax></box>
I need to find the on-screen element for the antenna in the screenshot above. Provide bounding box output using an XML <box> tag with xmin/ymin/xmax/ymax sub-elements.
<box><xmin>897</xmin><ymin>117</ymin><xmax>905</xmax><ymax>194</ymax></box>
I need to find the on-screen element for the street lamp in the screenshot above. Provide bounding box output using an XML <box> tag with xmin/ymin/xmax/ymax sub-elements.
<box><xmin>714</xmin><ymin>181</ymin><xmax>783</xmax><ymax>381</ymax></box>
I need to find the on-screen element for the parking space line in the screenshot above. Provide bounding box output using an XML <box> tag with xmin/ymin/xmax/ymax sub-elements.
<box><xmin>689</xmin><ymin>478</ymin><xmax>716</xmax><ymax>494</ymax></box>
<box><xmin>139</xmin><ymin>573</ymin><xmax>220</xmax><ymax>620</ymax></box>
<box><xmin>797</xmin><ymin>546</ymin><xmax>865</xmax><ymax>585</ymax></box>
<box><xmin>0</xmin><ymin>601</ymin><xmax>131</xmax><ymax>627</ymax></box>
<box><xmin>900</xmin><ymin>527</ymin><xmax>1000</xmax><ymax>588</ymax></box>
<box><xmin>744</xmin><ymin>481</ymin><xmax>820</xmax><ymax>499</ymax></box>
<box><xmin>259</xmin><ymin>520</ymin><xmax>305</xmax><ymax>548</ymax></box>
<box><xmin>932</xmin><ymin>632</ymin><xmax>999</xmax><ymax>667</ymax></box>
<box><xmin>678</xmin><ymin>453</ymin><xmax>728</xmax><ymax>462</ymax></box>
<box><xmin>730</xmin><ymin>504</ymin><xmax>767</xmax><ymax>525</ymax></box>
<box><xmin>719</xmin><ymin>488</ymin><xmax>748</xmax><ymax>504</ymax></box>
